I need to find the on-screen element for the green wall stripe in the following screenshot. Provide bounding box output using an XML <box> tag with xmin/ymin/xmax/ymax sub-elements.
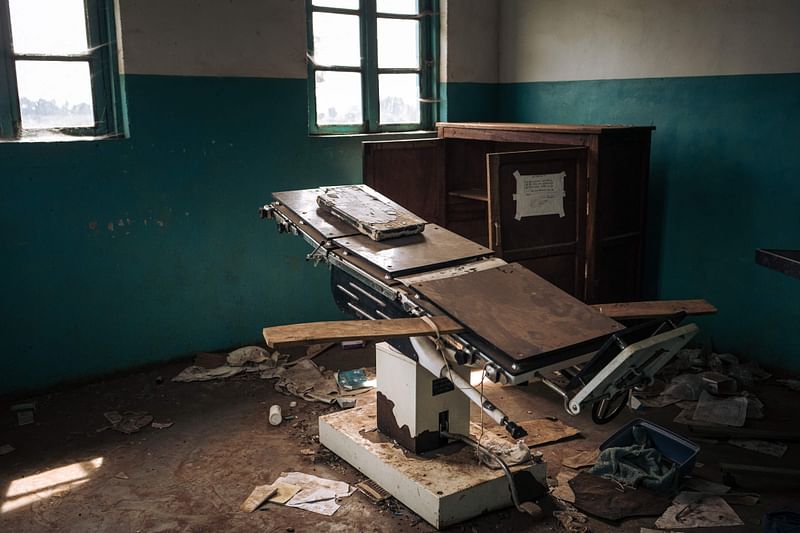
<box><xmin>0</xmin><ymin>75</ymin><xmax>361</xmax><ymax>395</ymax></box>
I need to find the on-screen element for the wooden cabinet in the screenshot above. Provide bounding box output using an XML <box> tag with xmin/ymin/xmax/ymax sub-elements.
<box><xmin>363</xmin><ymin>122</ymin><xmax>654</xmax><ymax>304</ymax></box>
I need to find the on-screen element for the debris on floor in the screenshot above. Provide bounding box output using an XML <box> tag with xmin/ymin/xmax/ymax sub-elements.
<box><xmin>335</xmin><ymin>368</ymin><xmax>373</xmax><ymax>391</ymax></box>
<box><xmin>0</xmin><ymin>443</ymin><xmax>15</xmax><ymax>455</ymax></box>
<box><xmin>551</xmin><ymin>469</ymin><xmax>578</xmax><ymax>503</ymax></box>
<box><xmin>655</xmin><ymin>491</ymin><xmax>744</xmax><ymax>529</ymax></box>
<box><xmin>335</xmin><ymin>397</ymin><xmax>357</xmax><ymax>409</ymax></box>
<box><xmin>477</xmin><ymin>440</ymin><xmax>531</xmax><ymax>469</ymax></box>
<box><xmin>562</xmin><ymin>449</ymin><xmax>600</xmax><ymax>469</ymax></box>
<box><xmin>172</xmin><ymin>364</ymin><xmax>245</xmax><ymax>382</ymax></box>
<box><xmin>11</xmin><ymin>402</ymin><xmax>36</xmax><ymax>426</ymax></box>
<box><xmin>305</xmin><ymin>342</ymin><xmax>335</xmax><ymax>359</ymax></box>
<box><xmin>552</xmin><ymin>505</ymin><xmax>589</xmax><ymax>533</ymax></box>
<box><xmin>570</xmin><ymin>471</ymin><xmax>672</xmax><ymax>521</ymax></box>
<box><xmin>173</xmin><ymin>346</ymin><xmax>287</xmax><ymax>382</ymax></box>
<box><xmin>341</xmin><ymin>340</ymin><xmax>366</xmax><ymax>350</ymax></box>
<box><xmin>101</xmin><ymin>411</ymin><xmax>154</xmax><ymax>434</ymax></box>
<box><xmin>240</xmin><ymin>484</ymin><xmax>277</xmax><ymax>512</ymax></box>
<box><xmin>777</xmin><ymin>378</ymin><xmax>800</xmax><ymax>392</ymax></box>
<box><xmin>266</xmin><ymin>481</ymin><xmax>302</xmax><ymax>505</ymax></box>
<box><xmin>270</xmin><ymin>359</ymin><xmax>373</xmax><ymax>404</ymax></box>
<box><xmin>691</xmin><ymin>390</ymin><xmax>748</xmax><ymax>427</ymax></box>
<box><xmin>227</xmin><ymin>346</ymin><xmax>270</xmax><ymax>366</ymax></box>
<box><xmin>151</xmin><ymin>420</ymin><xmax>173</xmax><ymax>430</ymax></box>
<box><xmin>729</xmin><ymin>438</ymin><xmax>788</xmax><ymax>457</ymax></box>
<box><xmin>114</xmin><ymin>472</ymin><xmax>129</xmax><ymax>480</ymax></box>
<box><xmin>272</xmin><ymin>471</ymin><xmax>354</xmax><ymax>516</ymax></box>
<box><xmin>490</xmin><ymin>417</ymin><xmax>580</xmax><ymax>447</ymax></box>
<box><xmin>356</xmin><ymin>479</ymin><xmax>391</xmax><ymax>503</ymax></box>
<box><xmin>269</xmin><ymin>404</ymin><xmax>283</xmax><ymax>425</ymax></box>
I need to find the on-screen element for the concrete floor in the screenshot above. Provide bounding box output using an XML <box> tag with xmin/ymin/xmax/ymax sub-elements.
<box><xmin>1</xmin><ymin>345</ymin><xmax>798</xmax><ymax>532</ymax></box>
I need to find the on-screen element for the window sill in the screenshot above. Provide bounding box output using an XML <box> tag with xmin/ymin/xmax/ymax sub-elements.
<box><xmin>308</xmin><ymin>129</ymin><xmax>436</xmax><ymax>140</ymax></box>
<box><xmin>0</xmin><ymin>130</ymin><xmax>127</xmax><ymax>144</ymax></box>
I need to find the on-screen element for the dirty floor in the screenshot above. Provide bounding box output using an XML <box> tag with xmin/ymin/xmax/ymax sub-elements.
<box><xmin>1</xmin><ymin>345</ymin><xmax>799</xmax><ymax>532</ymax></box>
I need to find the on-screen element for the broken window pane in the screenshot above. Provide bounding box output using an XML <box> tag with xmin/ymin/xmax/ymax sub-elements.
<box><xmin>379</xmin><ymin>73</ymin><xmax>419</xmax><ymax>124</ymax></box>
<box><xmin>312</xmin><ymin>12</ymin><xmax>361</xmax><ymax>67</ymax></box>
<box><xmin>316</xmin><ymin>71</ymin><xmax>362</xmax><ymax>125</ymax></box>
<box><xmin>16</xmin><ymin>61</ymin><xmax>94</xmax><ymax>129</ymax></box>
<box><xmin>312</xmin><ymin>0</ymin><xmax>359</xmax><ymax>9</ymax></box>
<box><xmin>8</xmin><ymin>0</ymin><xmax>89</xmax><ymax>55</ymax></box>
<box><xmin>376</xmin><ymin>0</ymin><xmax>418</xmax><ymax>15</ymax></box>
<box><xmin>377</xmin><ymin>18</ymin><xmax>419</xmax><ymax>68</ymax></box>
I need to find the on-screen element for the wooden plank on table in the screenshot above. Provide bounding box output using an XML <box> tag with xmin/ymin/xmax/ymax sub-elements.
<box><xmin>262</xmin><ymin>316</ymin><xmax>464</xmax><ymax>349</ymax></box>
<box><xmin>591</xmin><ymin>299</ymin><xmax>716</xmax><ymax>320</ymax></box>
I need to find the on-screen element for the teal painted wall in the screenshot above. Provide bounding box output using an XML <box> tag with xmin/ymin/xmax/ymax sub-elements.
<box><xmin>0</xmin><ymin>75</ymin><xmax>366</xmax><ymax>395</ymax></box>
<box><xmin>440</xmin><ymin>82</ymin><xmax>498</xmax><ymax>122</ymax></box>
<box><xmin>498</xmin><ymin>73</ymin><xmax>800</xmax><ymax>371</ymax></box>
<box><xmin>0</xmin><ymin>74</ymin><xmax>494</xmax><ymax>396</ymax></box>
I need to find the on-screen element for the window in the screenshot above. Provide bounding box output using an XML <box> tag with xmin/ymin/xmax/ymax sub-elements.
<box><xmin>0</xmin><ymin>0</ymin><xmax>125</xmax><ymax>139</ymax></box>
<box><xmin>306</xmin><ymin>0</ymin><xmax>438</xmax><ymax>134</ymax></box>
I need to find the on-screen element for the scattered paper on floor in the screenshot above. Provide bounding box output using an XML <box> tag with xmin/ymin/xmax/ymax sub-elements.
<box><xmin>227</xmin><ymin>346</ymin><xmax>270</xmax><ymax>367</ymax></box>
<box><xmin>267</xmin><ymin>482</ymin><xmax>302</xmax><ymax>504</ymax></box>
<box><xmin>274</xmin><ymin>471</ymin><xmax>354</xmax><ymax>516</ymax></box>
<box><xmin>692</xmin><ymin>391</ymin><xmax>748</xmax><ymax>427</ymax></box>
<box><xmin>0</xmin><ymin>444</ymin><xmax>15</xmax><ymax>455</ymax></box>
<box><xmin>562</xmin><ymin>449</ymin><xmax>600</xmax><ymax>469</ymax></box>
<box><xmin>240</xmin><ymin>484</ymin><xmax>277</xmax><ymax>512</ymax></box>
<box><xmin>551</xmin><ymin>470</ymin><xmax>578</xmax><ymax>503</ymax></box>
<box><xmin>268</xmin><ymin>359</ymin><xmax>373</xmax><ymax>404</ymax></box>
<box><xmin>103</xmin><ymin>411</ymin><xmax>153</xmax><ymax>434</ymax></box>
<box><xmin>729</xmin><ymin>439</ymin><xmax>787</xmax><ymax>457</ymax></box>
<box><xmin>553</xmin><ymin>506</ymin><xmax>588</xmax><ymax>533</ymax></box>
<box><xmin>172</xmin><ymin>365</ymin><xmax>245</xmax><ymax>382</ymax></box>
<box><xmin>655</xmin><ymin>492</ymin><xmax>743</xmax><ymax>529</ymax></box>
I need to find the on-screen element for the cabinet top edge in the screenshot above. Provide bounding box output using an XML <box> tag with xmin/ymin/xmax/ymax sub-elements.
<box><xmin>436</xmin><ymin>122</ymin><xmax>656</xmax><ymax>134</ymax></box>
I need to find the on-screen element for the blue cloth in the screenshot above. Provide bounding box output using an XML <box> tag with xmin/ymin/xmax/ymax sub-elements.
<box><xmin>589</xmin><ymin>426</ymin><xmax>678</xmax><ymax>493</ymax></box>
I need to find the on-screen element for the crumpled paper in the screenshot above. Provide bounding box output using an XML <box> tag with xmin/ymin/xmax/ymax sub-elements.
<box><xmin>266</xmin><ymin>359</ymin><xmax>373</xmax><ymax>404</ymax></box>
<box><xmin>477</xmin><ymin>440</ymin><xmax>531</xmax><ymax>470</ymax></box>
<box><xmin>655</xmin><ymin>492</ymin><xmax>743</xmax><ymax>529</ymax></box>
<box><xmin>274</xmin><ymin>471</ymin><xmax>354</xmax><ymax>516</ymax></box>
<box><xmin>103</xmin><ymin>411</ymin><xmax>153</xmax><ymax>434</ymax></box>
<box><xmin>227</xmin><ymin>346</ymin><xmax>270</xmax><ymax>367</ymax></box>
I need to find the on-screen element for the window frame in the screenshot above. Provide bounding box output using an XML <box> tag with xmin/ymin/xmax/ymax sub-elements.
<box><xmin>0</xmin><ymin>0</ymin><xmax>126</xmax><ymax>139</ymax></box>
<box><xmin>306</xmin><ymin>0</ymin><xmax>438</xmax><ymax>135</ymax></box>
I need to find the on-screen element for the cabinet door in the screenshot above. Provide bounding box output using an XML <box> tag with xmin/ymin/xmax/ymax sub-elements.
<box><xmin>487</xmin><ymin>147</ymin><xmax>588</xmax><ymax>297</ymax></box>
<box><xmin>588</xmin><ymin>132</ymin><xmax>651</xmax><ymax>303</ymax></box>
<box><xmin>363</xmin><ymin>139</ymin><xmax>446</xmax><ymax>225</ymax></box>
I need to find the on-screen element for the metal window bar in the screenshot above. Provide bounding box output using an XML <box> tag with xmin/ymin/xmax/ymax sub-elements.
<box><xmin>307</xmin><ymin>0</ymin><xmax>437</xmax><ymax>135</ymax></box>
<box><xmin>0</xmin><ymin>0</ymin><xmax>124</xmax><ymax>138</ymax></box>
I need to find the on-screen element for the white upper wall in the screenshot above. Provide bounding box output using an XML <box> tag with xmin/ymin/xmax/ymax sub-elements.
<box><xmin>118</xmin><ymin>0</ymin><xmax>499</xmax><ymax>82</ymax></box>
<box><xmin>119</xmin><ymin>0</ymin><xmax>307</xmax><ymax>78</ymax></box>
<box><xmin>499</xmin><ymin>0</ymin><xmax>800</xmax><ymax>83</ymax></box>
<box><xmin>442</xmin><ymin>0</ymin><xmax>499</xmax><ymax>83</ymax></box>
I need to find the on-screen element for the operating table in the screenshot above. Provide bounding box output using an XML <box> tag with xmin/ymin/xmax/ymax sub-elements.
<box><xmin>260</xmin><ymin>184</ymin><xmax>699</xmax><ymax>437</ymax></box>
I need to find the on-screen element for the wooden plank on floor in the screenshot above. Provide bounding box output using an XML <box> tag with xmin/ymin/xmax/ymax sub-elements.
<box><xmin>591</xmin><ymin>299</ymin><xmax>717</xmax><ymax>320</ymax></box>
<box><xmin>262</xmin><ymin>316</ymin><xmax>464</xmax><ymax>349</ymax></box>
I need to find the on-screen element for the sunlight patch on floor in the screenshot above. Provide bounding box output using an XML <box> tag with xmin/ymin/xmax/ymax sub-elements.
<box><xmin>2</xmin><ymin>457</ymin><xmax>103</xmax><ymax>513</ymax></box>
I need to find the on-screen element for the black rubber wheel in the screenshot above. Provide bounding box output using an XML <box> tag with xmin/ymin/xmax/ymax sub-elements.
<box><xmin>591</xmin><ymin>390</ymin><xmax>628</xmax><ymax>424</ymax></box>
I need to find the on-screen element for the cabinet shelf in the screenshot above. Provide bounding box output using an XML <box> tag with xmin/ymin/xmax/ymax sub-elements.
<box><xmin>448</xmin><ymin>188</ymin><xmax>488</xmax><ymax>202</ymax></box>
